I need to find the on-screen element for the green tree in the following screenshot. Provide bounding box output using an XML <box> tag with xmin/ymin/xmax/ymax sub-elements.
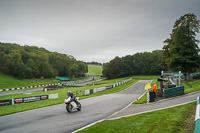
<box><xmin>49</xmin><ymin>53</ymin><xmax>70</xmax><ymax>77</ymax></box>
<box><xmin>132</xmin><ymin>52</ymin><xmax>152</xmax><ymax>75</ymax></box>
<box><xmin>38</xmin><ymin>62</ymin><xmax>55</xmax><ymax>78</ymax></box>
<box><xmin>103</xmin><ymin>57</ymin><xmax>121</xmax><ymax>79</ymax></box>
<box><xmin>161</xmin><ymin>39</ymin><xmax>171</xmax><ymax>70</ymax></box>
<box><xmin>120</xmin><ymin>55</ymin><xmax>134</xmax><ymax>77</ymax></box>
<box><xmin>162</xmin><ymin>13</ymin><xmax>200</xmax><ymax>79</ymax></box>
<box><xmin>78</xmin><ymin>61</ymin><xmax>88</xmax><ymax>76</ymax></box>
<box><xmin>69</xmin><ymin>64</ymin><xmax>79</xmax><ymax>78</ymax></box>
<box><xmin>150</xmin><ymin>50</ymin><xmax>165</xmax><ymax>75</ymax></box>
<box><xmin>102</xmin><ymin>63</ymin><xmax>109</xmax><ymax>78</ymax></box>
<box><xmin>8</xmin><ymin>52</ymin><xmax>26</xmax><ymax>79</ymax></box>
<box><xmin>25</xmin><ymin>59</ymin><xmax>39</xmax><ymax>78</ymax></box>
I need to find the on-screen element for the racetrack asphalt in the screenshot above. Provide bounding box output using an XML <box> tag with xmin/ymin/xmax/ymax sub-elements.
<box><xmin>0</xmin><ymin>80</ymin><xmax>151</xmax><ymax>133</ymax></box>
<box><xmin>0</xmin><ymin>87</ymin><xmax>44</xmax><ymax>96</ymax></box>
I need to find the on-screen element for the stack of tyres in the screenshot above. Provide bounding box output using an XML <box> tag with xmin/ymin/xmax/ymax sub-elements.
<box><xmin>149</xmin><ymin>91</ymin><xmax>155</xmax><ymax>102</ymax></box>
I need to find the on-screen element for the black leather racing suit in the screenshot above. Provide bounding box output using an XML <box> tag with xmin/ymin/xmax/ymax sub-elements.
<box><xmin>67</xmin><ymin>93</ymin><xmax>78</xmax><ymax>104</ymax></box>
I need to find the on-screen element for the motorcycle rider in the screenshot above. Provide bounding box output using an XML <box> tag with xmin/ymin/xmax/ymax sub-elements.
<box><xmin>67</xmin><ymin>90</ymin><xmax>78</xmax><ymax>104</ymax></box>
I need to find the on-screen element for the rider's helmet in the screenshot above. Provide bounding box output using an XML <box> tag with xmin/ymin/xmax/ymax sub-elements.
<box><xmin>68</xmin><ymin>90</ymin><xmax>72</xmax><ymax>95</ymax></box>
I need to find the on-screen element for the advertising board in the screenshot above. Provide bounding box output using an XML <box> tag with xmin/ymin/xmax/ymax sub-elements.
<box><xmin>0</xmin><ymin>100</ymin><xmax>11</xmax><ymax>106</ymax></box>
<box><xmin>106</xmin><ymin>85</ymin><xmax>113</xmax><ymax>89</ymax></box>
<box><xmin>14</xmin><ymin>95</ymin><xmax>48</xmax><ymax>104</ymax></box>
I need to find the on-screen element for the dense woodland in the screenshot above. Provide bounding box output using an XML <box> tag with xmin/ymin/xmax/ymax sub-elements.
<box><xmin>103</xmin><ymin>50</ymin><xmax>165</xmax><ymax>79</ymax></box>
<box><xmin>0</xmin><ymin>43</ymin><xmax>88</xmax><ymax>79</ymax></box>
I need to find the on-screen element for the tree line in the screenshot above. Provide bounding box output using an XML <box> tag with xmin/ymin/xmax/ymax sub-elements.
<box><xmin>103</xmin><ymin>50</ymin><xmax>165</xmax><ymax>79</ymax></box>
<box><xmin>103</xmin><ymin>13</ymin><xmax>200</xmax><ymax>79</ymax></box>
<box><xmin>87</xmin><ymin>61</ymin><xmax>102</xmax><ymax>66</ymax></box>
<box><xmin>0</xmin><ymin>43</ymin><xmax>88</xmax><ymax>79</ymax></box>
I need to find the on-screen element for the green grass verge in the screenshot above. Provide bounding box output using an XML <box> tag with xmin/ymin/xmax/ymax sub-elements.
<box><xmin>182</xmin><ymin>80</ymin><xmax>200</xmax><ymax>93</ymax></box>
<box><xmin>0</xmin><ymin>77</ymin><xmax>138</xmax><ymax>116</ymax></box>
<box><xmin>87</xmin><ymin>65</ymin><xmax>103</xmax><ymax>75</ymax></box>
<box><xmin>0</xmin><ymin>73</ymin><xmax>60</xmax><ymax>89</ymax></box>
<box><xmin>133</xmin><ymin>92</ymin><xmax>147</xmax><ymax>104</ymax></box>
<box><xmin>78</xmin><ymin>102</ymin><xmax>196</xmax><ymax>133</ymax></box>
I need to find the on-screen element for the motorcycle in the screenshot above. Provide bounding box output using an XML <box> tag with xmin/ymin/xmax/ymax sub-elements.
<box><xmin>64</xmin><ymin>96</ymin><xmax>81</xmax><ymax>113</ymax></box>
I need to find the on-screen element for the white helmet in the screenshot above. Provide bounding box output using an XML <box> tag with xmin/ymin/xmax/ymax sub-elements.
<box><xmin>68</xmin><ymin>90</ymin><xmax>72</xmax><ymax>95</ymax></box>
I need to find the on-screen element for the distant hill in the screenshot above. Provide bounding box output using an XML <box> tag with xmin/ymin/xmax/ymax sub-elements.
<box><xmin>87</xmin><ymin>65</ymin><xmax>103</xmax><ymax>76</ymax></box>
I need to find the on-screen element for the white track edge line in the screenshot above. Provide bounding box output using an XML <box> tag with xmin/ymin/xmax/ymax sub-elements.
<box><xmin>71</xmin><ymin>119</ymin><xmax>105</xmax><ymax>133</ymax></box>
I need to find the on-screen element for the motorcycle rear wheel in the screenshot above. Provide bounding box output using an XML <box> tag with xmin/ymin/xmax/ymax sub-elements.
<box><xmin>77</xmin><ymin>102</ymin><xmax>81</xmax><ymax>111</ymax></box>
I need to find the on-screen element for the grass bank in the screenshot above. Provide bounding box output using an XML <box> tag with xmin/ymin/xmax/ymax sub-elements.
<box><xmin>0</xmin><ymin>73</ymin><xmax>60</xmax><ymax>90</ymax></box>
<box><xmin>183</xmin><ymin>79</ymin><xmax>200</xmax><ymax>93</ymax></box>
<box><xmin>78</xmin><ymin>102</ymin><xmax>196</xmax><ymax>133</ymax></box>
<box><xmin>87</xmin><ymin>65</ymin><xmax>103</xmax><ymax>75</ymax></box>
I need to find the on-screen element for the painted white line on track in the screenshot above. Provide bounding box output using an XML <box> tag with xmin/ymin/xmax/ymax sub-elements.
<box><xmin>71</xmin><ymin>119</ymin><xmax>105</xmax><ymax>133</ymax></box>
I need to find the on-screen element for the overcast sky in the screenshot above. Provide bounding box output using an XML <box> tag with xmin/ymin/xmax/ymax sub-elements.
<box><xmin>0</xmin><ymin>0</ymin><xmax>200</xmax><ymax>63</ymax></box>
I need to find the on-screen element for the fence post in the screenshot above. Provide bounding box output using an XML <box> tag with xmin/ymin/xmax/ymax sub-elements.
<box><xmin>195</xmin><ymin>96</ymin><xmax>200</xmax><ymax>133</ymax></box>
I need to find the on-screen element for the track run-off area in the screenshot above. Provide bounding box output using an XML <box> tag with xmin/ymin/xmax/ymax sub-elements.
<box><xmin>0</xmin><ymin>80</ymin><xmax>151</xmax><ymax>133</ymax></box>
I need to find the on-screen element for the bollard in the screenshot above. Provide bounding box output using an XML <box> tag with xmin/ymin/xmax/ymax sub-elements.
<box><xmin>195</xmin><ymin>96</ymin><xmax>200</xmax><ymax>133</ymax></box>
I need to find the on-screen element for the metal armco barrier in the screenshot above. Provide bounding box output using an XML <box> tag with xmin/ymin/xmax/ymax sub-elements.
<box><xmin>195</xmin><ymin>96</ymin><xmax>200</xmax><ymax>133</ymax></box>
<box><xmin>163</xmin><ymin>86</ymin><xmax>184</xmax><ymax>98</ymax></box>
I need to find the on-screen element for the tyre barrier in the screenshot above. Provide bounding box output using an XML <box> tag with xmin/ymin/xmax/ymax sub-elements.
<box><xmin>195</xmin><ymin>96</ymin><xmax>200</xmax><ymax>133</ymax></box>
<box><xmin>0</xmin><ymin>83</ymin><xmax>62</xmax><ymax>92</ymax></box>
<box><xmin>0</xmin><ymin>93</ymin><xmax>58</xmax><ymax>106</ymax></box>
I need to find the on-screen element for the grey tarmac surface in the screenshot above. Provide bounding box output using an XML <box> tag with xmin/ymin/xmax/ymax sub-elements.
<box><xmin>107</xmin><ymin>91</ymin><xmax>200</xmax><ymax>120</ymax></box>
<box><xmin>0</xmin><ymin>80</ymin><xmax>151</xmax><ymax>133</ymax></box>
<box><xmin>0</xmin><ymin>88</ymin><xmax>43</xmax><ymax>96</ymax></box>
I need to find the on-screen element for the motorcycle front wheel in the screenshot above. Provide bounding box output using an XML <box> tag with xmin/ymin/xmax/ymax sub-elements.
<box><xmin>66</xmin><ymin>103</ymin><xmax>72</xmax><ymax>113</ymax></box>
